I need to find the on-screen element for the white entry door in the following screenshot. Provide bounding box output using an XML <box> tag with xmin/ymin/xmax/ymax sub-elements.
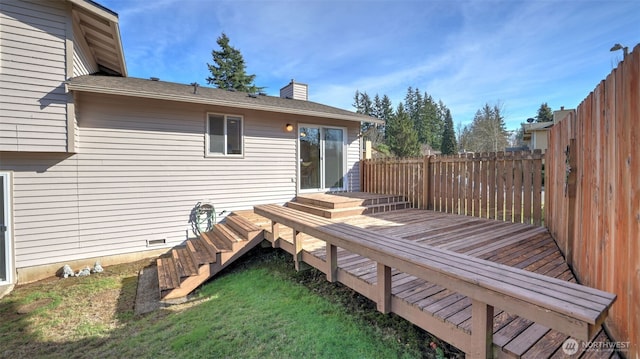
<box><xmin>298</xmin><ymin>125</ymin><xmax>346</xmax><ymax>192</ymax></box>
<box><xmin>0</xmin><ymin>173</ymin><xmax>11</xmax><ymax>284</ymax></box>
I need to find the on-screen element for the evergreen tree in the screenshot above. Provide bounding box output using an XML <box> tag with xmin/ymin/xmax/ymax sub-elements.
<box><xmin>353</xmin><ymin>90</ymin><xmax>375</xmax><ymax>134</ymax></box>
<box><xmin>376</xmin><ymin>95</ymin><xmax>394</xmax><ymax>126</ymax></box>
<box><xmin>377</xmin><ymin>95</ymin><xmax>394</xmax><ymax>140</ymax></box>
<box><xmin>535</xmin><ymin>103</ymin><xmax>554</xmax><ymax>122</ymax></box>
<box><xmin>206</xmin><ymin>33</ymin><xmax>263</xmax><ymax>93</ymax></box>
<box><xmin>440</xmin><ymin>109</ymin><xmax>457</xmax><ymax>155</ymax></box>
<box><xmin>386</xmin><ymin>103</ymin><xmax>420</xmax><ymax>157</ymax></box>
<box><xmin>353</xmin><ymin>90</ymin><xmax>373</xmax><ymax>115</ymax></box>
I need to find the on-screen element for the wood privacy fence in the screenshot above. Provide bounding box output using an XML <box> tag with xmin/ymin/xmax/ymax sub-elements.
<box><xmin>360</xmin><ymin>150</ymin><xmax>545</xmax><ymax>225</ymax></box>
<box><xmin>545</xmin><ymin>44</ymin><xmax>639</xmax><ymax>356</ymax></box>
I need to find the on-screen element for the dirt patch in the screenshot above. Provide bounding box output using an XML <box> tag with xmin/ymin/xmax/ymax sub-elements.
<box><xmin>16</xmin><ymin>298</ymin><xmax>54</xmax><ymax>314</ymax></box>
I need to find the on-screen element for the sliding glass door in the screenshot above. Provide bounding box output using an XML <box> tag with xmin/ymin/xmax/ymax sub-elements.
<box><xmin>299</xmin><ymin>126</ymin><xmax>346</xmax><ymax>191</ymax></box>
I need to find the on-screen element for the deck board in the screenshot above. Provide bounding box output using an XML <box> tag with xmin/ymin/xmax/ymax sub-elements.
<box><xmin>243</xmin><ymin>203</ymin><xmax>615</xmax><ymax>358</ymax></box>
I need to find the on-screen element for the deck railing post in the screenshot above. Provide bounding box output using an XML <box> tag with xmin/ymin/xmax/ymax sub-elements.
<box><xmin>293</xmin><ymin>230</ymin><xmax>303</xmax><ymax>271</ymax></box>
<box><xmin>326</xmin><ymin>243</ymin><xmax>337</xmax><ymax>282</ymax></box>
<box><xmin>471</xmin><ymin>299</ymin><xmax>494</xmax><ymax>359</ymax></box>
<box><xmin>271</xmin><ymin>221</ymin><xmax>280</xmax><ymax>248</ymax></box>
<box><xmin>376</xmin><ymin>263</ymin><xmax>391</xmax><ymax>314</ymax></box>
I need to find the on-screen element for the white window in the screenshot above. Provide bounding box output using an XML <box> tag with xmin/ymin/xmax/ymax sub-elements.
<box><xmin>206</xmin><ymin>113</ymin><xmax>243</xmax><ymax>156</ymax></box>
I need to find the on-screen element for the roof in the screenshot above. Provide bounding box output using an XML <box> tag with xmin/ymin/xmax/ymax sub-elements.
<box><xmin>69</xmin><ymin>0</ymin><xmax>127</xmax><ymax>76</ymax></box>
<box><xmin>523</xmin><ymin>121</ymin><xmax>554</xmax><ymax>133</ymax></box>
<box><xmin>67</xmin><ymin>76</ymin><xmax>382</xmax><ymax>123</ymax></box>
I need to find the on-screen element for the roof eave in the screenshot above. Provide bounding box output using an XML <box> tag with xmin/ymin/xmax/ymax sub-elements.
<box><xmin>68</xmin><ymin>0</ymin><xmax>128</xmax><ymax>77</ymax></box>
<box><xmin>67</xmin><ymin>83</ymin><xmax>379</xmax><ymax>123</ymax></box>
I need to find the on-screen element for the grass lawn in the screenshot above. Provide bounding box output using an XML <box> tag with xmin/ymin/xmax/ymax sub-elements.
<box><xmin>0</xmin><ymin>247</ymin><xmax>460</xmax><ymax>358</ymax></box>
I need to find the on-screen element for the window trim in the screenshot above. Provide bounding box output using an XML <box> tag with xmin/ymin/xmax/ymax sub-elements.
<box><xmin>205</xmin><ymin>112</ymin><xmax>244</xmax><ymax>158</ymax></box>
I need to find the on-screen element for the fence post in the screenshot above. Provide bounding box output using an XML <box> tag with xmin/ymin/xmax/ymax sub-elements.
<box><xmin>423</xmin><ymin>155</ymin><xmax>431</xmax><ymax>209</ymax></box>
<box><xmin>533</xmin><ymin>150</ymin><xmax>543</xmax><ymax>226</ymax></box>
<box><xmin>360</xmin><ymin>160</ymin><xmax>364</xmax><ymax>192</ymax></box>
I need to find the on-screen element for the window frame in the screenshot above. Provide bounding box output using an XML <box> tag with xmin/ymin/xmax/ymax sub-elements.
<box><xmin>205</xmin><ymin>112</ymin><xmax>245</xmax><ymax>158</ymax></box>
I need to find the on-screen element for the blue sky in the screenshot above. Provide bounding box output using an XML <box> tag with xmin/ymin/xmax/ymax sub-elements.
<box><xmin>99</xmin><ymin>0</ymin><xmax>638</xmax><ymax>130</ymax></box>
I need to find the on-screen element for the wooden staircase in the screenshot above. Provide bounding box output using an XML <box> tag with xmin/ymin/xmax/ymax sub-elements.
<box><xmin>154</xmin><ymin>193</ymin><xmax>410</xmax><ymax>302</ymax></box>
<box><xmin>286</xmin><ymin>193</ymin><xmax>411</xmax><ymax>218</ymax></box>
<box><xmin>156</xmin><ymin>212</ymin><xmax>264</xmax><ymax>302</ymax></box>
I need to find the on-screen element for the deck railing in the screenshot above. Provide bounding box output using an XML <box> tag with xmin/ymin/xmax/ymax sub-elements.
<box><xmin>360</xmin><ymin>150</ymin><xmax>545</xmax><ymax>226</ymax></box>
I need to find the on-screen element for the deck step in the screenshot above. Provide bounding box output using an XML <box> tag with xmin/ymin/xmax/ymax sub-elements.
<box><xmin>172</xmin><ymin>249</ymin><xmax>186</xmax><ymax>278</ymax></box>
<box><xmin>187</xmin><ymin>238</ymin><xmax>213</xmax><ymax>265</ymax></box>
<box><xmin>362</xmin><ymin>201</ymin><xmax>411</xmax><ymax>215</ymax></box>
<box><xmin>157</xmin><ymin>256</ymin><xmax>180</xmax><ymax>291</ymax></box>
<box><xmin>214</xmin><ymin>223</ymin><xmax>243</xmax><ymax>247</ymax></box>
<box><xmin>286</xmin><ymin>200</ymin><xmax>412</xmax><ymax>219</ymax></box>
<box><xmin>289</xmin><ymin>201</ymin><xmax>368</xmax><ymax>218</ymax></box>
<box><xmin>174</xmin><ymin>247</ymin><xmax>199</xmax><ymax>277</ymax></box>
<box><xmin>225</xmin><ymin>213</ymin><xmax>263</xmax><ymax>239</ymax></box>
<box><xmin>294</xmin><ymin>195</ymin><xmax>363</xmax><ymax>209</ymax></box>
<box><xmin>201</xmin><ymin>231</ymin><xmax>231</xmax><ymax>253</ymax></box>
<box><xmin>294</xmin><ymin>193</ymin><xmax>409</xmax><ymax>209</ymax></box>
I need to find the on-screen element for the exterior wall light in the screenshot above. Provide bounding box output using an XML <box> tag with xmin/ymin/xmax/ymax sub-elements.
<box><xmin>285</xmin><ymin>123</ymin><xmax>294</xmax><ymax>132</ymax></box>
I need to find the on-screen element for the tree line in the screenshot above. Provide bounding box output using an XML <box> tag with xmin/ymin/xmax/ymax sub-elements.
<box><xmin>354</xmin><ymin>88</ymin><xmax>516</xmax><ymax>157</ymax></box>
<box><xmin>354</xmin><ymin>88</ymin><xmax>458</xmax><ymax>157</ymax></box>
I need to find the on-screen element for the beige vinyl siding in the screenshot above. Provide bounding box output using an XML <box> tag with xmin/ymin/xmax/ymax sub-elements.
<box><xmin>292</xmin><ymin>83</ymin><xmax>308</xmax><ymax>100</ymax></box>
<box><xmin>346</xmin><ymin>126</ymin><xmax>361</xmax><ymax>191</ymax></box>
<box><xmin>0</xmin><ymin>153</ymin><xmax>81</xmax><ymax>266</ymax></box>
<box><xmin>0</xmin><ymin>0</ymin><xmax>69</xmax><ymax>152</ymax></box>
<box><xmin>280</xmin><ymin>82</ymin><xmax>308</xmax><ymax>100</ymax></box>
<box><xmin>75</xmin><ymin>93</ymin><xmax>299</xmax><ymax>261</ymax></box>
<box><xmin>71</xmin><ymin>20</ymin><xmax>97</xmax><ymax>76</ymax></box>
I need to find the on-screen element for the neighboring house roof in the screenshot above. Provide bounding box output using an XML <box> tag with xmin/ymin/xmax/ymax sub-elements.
<box><xmin>69</xmin><ymin>0</ymin><xmax>127</xmax><ymax>76</ymax></box>
<box><xmin>523</xmin><ymin>122</ymin><xmax>554</xmax><ymax>132</ymax></box>
<box><xmin>67</xmin><ymin>75</ymin><xmax>382</xmax><ymax>123</ymax></box>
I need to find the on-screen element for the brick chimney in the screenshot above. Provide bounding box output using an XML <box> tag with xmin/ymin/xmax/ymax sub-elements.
<box><xmin>280</xmin><ymin>79</ymin><xmax>308</xmax><ymax>100</ymax></box>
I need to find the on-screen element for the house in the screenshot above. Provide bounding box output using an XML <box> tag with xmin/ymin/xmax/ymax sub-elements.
<box><xmin>0</xmin><ymin>0</ymin><xmax>377</xmax><ymax>292</ymax></box>
<box><xmin>522</xmin><ymin>121</ymin><xmax>553</xmax><ymax>151</ymax></box>
<box><xmin>522</xmin><ymin>106</ymin><xmax>574</xmax><ymax>151</ymax></box>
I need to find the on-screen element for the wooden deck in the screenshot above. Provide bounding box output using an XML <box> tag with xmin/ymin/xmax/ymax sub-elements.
<box><xmin>240</xmin><ymin>195</ymin><xmax>618</xmax><ymax>358</ymax></box>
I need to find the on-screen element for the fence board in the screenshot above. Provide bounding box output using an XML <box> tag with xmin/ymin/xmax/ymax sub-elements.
<box><xmin>504</xmin><ymin>152</ymin><xmax>514</xmax><ymax>222</ymax></box>
<box><xmin>543</xmin><ymin>44</ymin><xmax>640</xmax><ymax>357</ymax></box>
<box><xmin>472</xmin><ymin>153</ymin><xmax>480</xmax><ymax>217</ymax></box>
<box><xmin>488</xmin><ymin>152</ymin><xmax>496</xmax><ymax>219</ymax></box>
<box><xmin>479</xmin><ymin>153</ymin><xmax>487</xmax><ymax>218</ymax></box>
<box><xmin>523</xmin><ymin>153</ymin><xmax>533</xmax><ymax>224</ymax></box>
<box><xmin>496</xmin><ymin>152</ymin><xmax>505</xmax><ymax>221</ymax></box>
<box><xmin>532</xmin><ymin>150</ymin><xmax>542</xmax><ymax>226</ymax></box>
<box><xmin>513</xmin><ymin>152</ymin><xmax>523</xmax><ymax>223</ymax></box>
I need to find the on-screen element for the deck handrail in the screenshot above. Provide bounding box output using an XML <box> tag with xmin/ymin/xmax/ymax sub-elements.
<box><xmin>254</xmin><ymin>204</ymin><xmax>616</xmax><ymax>358</ymax></box>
